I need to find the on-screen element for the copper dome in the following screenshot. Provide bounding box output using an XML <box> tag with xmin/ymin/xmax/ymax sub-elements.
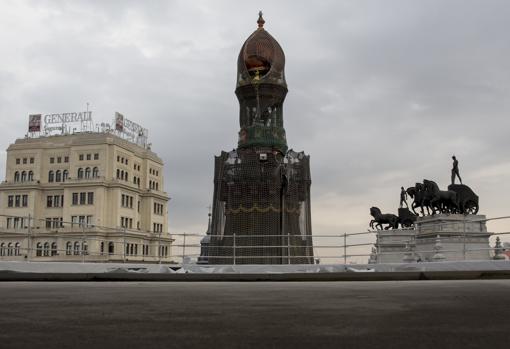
<box><xmin>236</xmin><ymin>12</ymin><xmax>286</xmax><ymax>88</ymax></box>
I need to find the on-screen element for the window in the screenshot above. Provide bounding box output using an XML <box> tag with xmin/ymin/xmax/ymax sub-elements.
<box><xmin>85</xmin><ymin>167</ymin><xmax>91</xmax><ymax>178</ymax></box>
<box><xmin>36</xmin><ymin>242</ymin><xmax>42</xmax><ymax>257</ymax></box>
<box><xmin>22</xmin><ymin>158</ymin><xmax>27</xmax><ymax>164</ymax></box>
<box><xmin>15</xmin><ymin>195</ymin><xmax>20</xmax><ymax>207</ymax></box>
<box><xmin>43</xmin><ymin>242</ymin><xmax>50</xmax><ymax>256</ymax></box>
<box><xmin>21</xmin><ymin>171</ymin><xmax>27</xmax><ymax>182</ymax></box>
<box><xmin>73</xmin><ymin>241</ymin><xmax>80</xmax><ymax>255</ymax></box>
<box><xmin>50</xmin><ymin>157</ymin><xmax>54</xmax><ymax>164</ymax></box>
<box><xmin>80</xmin><ymin>192</ymin><xmax>86</xmax><ymax>205</ymax></box>
<box><xmin>92</xmin><ymin>167</ymin><xmax>99</xmax><ymax>178</ymax></box>
<box><xmin>57</xmin><ymin>156</ymin><xmax>62</xmax><ymax>163</ymax></box>
<box><xmin>6</xmin><ymin>218</ymin><xmax>12</xmax><ymax>228</ymax></box>
<box><xmin>63</xmin><ymin>170</ymin><xmax>68</xmax><ymax>182</ymax></box>
<box><xmin>66</xmin><ymin>242</ymin><xmax>72</xmax><ymax>255</ymax></box>
<box><xmin>15</xmin><ymin>242</ymin><xmax>20</xmax><ymax>256</ymax></box>
<box><xmin>48</xmin><ymin>196</ymin><xmax>54</xmax><ymax>208</ymax></box>
<box><xmin>28</xmin><ymin>171</ymin><xmax>34</xmax><ymax>181</ymax></box>
<box><xmin>117</xmin><ymin>155</ymin><xmax>120</xmax><ymax>162</ymax></box>
<box><xmin>51</xmin><ymin>242</ymin><xmax>57</xmax><ymax>256</ymax></box>
<box><xmin>100</xmin><ymin>242</ymin><xmax>104</xmax><ymax>255</ymax></box>
<box><xmin>86</xmin><ymin>154</ymin><xmax>91</xmax><ymax>160</ymax></box>
<box><xmin>7</xmin><ymin>243</ymin><xmax>12</xmax><ymax>256</ymax></box>
<box><xmin>48</xmin><ymin>170</ymin><xmax>54</xmax><ymax>183</ymax></box>
<box><xmin>79</xmin><ymin>154</ymin><xmax>84</xmax><ymax>161</ymax></box>
<box><xmin>7</xmin><ymin>195</ymin><xmax>13</xmax><ymax>207</ymax></box>
<box><xmin>64</xmin><ymin>156</ymin><xmax>69</xmax><ymax>163</ymax></box>
<box><xmin>87</xmin><ymin>192</ymin><xmax>94</xmax><ymax>205</ymax></box>
<box><xmin>82</xmin><ymin>242</ymin><xmax>88</xmax><ymax>255</ymax></box>
<box><xmin>22</xmin><ymin>195</ymin><xmax>28</xmax><ymax>207</ymax></box>
<box><xmin>14</xmin><ymin>171</ymin><xmax>20</xmax><ymax>182</ymax></box>
<box><xmin>116</xmin><ymin>169</ymin><xmax>120</xmax><ymax>179</ymax></box>
<box><xmin>72</xmin><ymin>193</ymin><xmax>78</xmax><ymax>205</ymax></box>
<box><xmin>0</xmin><ymin>243</ymin><xmax>4</xmax><ymax>256</ymax></box>
<box><xmin>108</xmin><ymin>242</ymin><xmax>114</xmax><ymax>255</ymax></box>
<box><xmin>55</xmin><ymin>170</ymin><xmax>61</xmax><ymax>182</ymax></box>
<box><xmin>16</xmin><ymin>158</ymin><xmax>20</xmax><ymax>165</ymax></box>
<box><xmin>77</xmin><ymin>168</ymin><xmax>84</xmax><ymax>179</ymax></box>
<box><xmin>94</xmin><ymin>153</ymin><xmax>99</xmax><ymax>160</ymax></box>
<box><xmin>30</xmin><ymin>157</ymin><xmax>34</xmax><ymax>164</ymax></box>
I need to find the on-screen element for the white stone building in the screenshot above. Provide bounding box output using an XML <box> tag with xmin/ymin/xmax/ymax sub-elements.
<box><xmin>0</xmin><ymin>132</ymin><xmax>173</xmax><ymax>262</ymax></box>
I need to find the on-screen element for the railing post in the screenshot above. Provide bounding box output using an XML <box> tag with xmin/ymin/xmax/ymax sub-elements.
<box><xmin>81</xmin><ymin>223</ymin><xmax>85</xmax><ymax>263</ymax></box>
<box><xmin>27</xmin><ymin>214</ymin><xmax>32</xmax><ymax>262</ymax></box>
<box><xmin>343</xmin><ymin>233</ymin><xmax>347</xmax><ymax>265</ymax></box>
<box><xmin>158</xmin><ymin>230</ymin><xmax>162</xmax><ymax>264</ymax></box>
<box><xmin>463</xmin><ymin>216</ymin><xmax>467</xmax><ymax>260</ymax></box>
<box><xmin>182</xmin><ymin>232</ymin><xmax>186</xmax><ymax>264</ymax></box>
<box><xmin>123</xmin><ymin>227</ymin><xmax>126</xmax><ymax>263</ymax></box>
<box><xmin>233</xmin><ymin>233</ymin><xmax>236</xmax><ymax>265</ymax></box>
<box><xmin>287</xmin><ymin>232</ymin><xmax>290</xmax><ymax>264</ymax></box>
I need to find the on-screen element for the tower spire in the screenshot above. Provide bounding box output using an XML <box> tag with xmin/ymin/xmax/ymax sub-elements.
<box><xmin>257</xmin><ymin>11</ymin><xmax>265</xmax><ymax>28</ymax></box>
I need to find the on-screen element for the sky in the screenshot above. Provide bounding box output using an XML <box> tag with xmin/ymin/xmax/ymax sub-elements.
<box><xmin>1</xmin><ymin>0</ymin><xmax>510</xmax><ymax>261</ymax></box>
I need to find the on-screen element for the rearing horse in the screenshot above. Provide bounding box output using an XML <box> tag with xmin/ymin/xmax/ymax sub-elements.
<box><xmin>423</xmin><ymin>179</ymin><xmax>458</xmax><ymax>214</ymax></box>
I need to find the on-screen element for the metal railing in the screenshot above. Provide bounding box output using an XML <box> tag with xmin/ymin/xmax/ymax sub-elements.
<box><xmin>0</xmin><ymin>214</ymin><xmax>509</xmax><ymax>265</ymax></box>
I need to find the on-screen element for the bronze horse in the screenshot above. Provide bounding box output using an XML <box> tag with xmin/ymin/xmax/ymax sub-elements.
<box><xmin>423</xmin><ymin>179</ymin><xmax>458</xmax><ymax>214</ymax></box>
<box><xmin>406</xmin><ymin>183</ymin><xmax>431</xmax><ymax>216</ymax></box>
<box><xmin>370</xmin><ymin>207</ymin><xmax>399</xmax><ymax>230</ymax></box>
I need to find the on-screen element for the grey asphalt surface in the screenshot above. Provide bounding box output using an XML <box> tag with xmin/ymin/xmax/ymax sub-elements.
<box><xmin>0</xmin><ymin>281</ymin><xmax>508</xmax><ymax>349</ymax></box>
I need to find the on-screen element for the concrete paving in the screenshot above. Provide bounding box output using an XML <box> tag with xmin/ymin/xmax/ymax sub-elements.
<box><xmin>0</xmin><ymin>281</ymin><xmax>508</xmax><ymax>348</ymax></box>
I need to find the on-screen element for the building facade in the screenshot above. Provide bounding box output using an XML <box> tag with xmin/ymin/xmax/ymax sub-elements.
<box><xmin>0</xmin><ymin>131</ymin><xmax>173</xmax><ymax>262</ymax></box>
<box><xmin>204</xmin><ymin>13</ymin><xmax>314</xmax><ymax>264</ymax></box>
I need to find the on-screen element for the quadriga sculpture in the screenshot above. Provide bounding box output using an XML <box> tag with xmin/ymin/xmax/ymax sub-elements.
<box><xmin>369</xmin><ymin>207</ymin><xmax>399</xmax><ymax>230</ymax></box>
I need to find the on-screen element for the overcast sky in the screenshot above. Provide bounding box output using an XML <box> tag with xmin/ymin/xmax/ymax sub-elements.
<box><xmin>1</xmin><ymin>1</ymin><xmax>510</xmax><ymax>258</ymax></box>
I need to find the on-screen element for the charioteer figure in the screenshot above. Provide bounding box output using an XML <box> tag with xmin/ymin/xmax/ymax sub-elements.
<box><xmin>399</xmin><ymin>186</ymin><xmax>408</xmax><ymax>208</ymax></box>
<box><xmin>451</xmin><ymin>155</ymin><xmax>462</xmax><ymax>185</ymax></box>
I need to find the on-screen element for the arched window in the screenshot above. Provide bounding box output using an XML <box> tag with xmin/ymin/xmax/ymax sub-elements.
<box><xmin>63</xmin><ymin>170</ymin><xmax>69</xmax><ymax>182</ymax></box>
<box><xmin>92</xmin><ymin>167</ymin><xmax>99</xmax><ymax>178</ymax></box>
<box><xmin>51</xmin><ymin>242</ymin><xmax>57</xmax><ymax>256</ymax></box>
<box><xmin>48</xmin><ymin>171</ymin><xmax>54</xmax><ymax>183</ymax></box>
<box><xmin>156</xmin><ymin>182</ymin><xmax>159</xmax><ymax>191</ymax></box>
<box><xmin>120</xmin><ymin>170</ymin><xmax>124</xmax><ymax>181</ymax></box>
<box><xmin>137</xmin><ymin>177</ymin><xmax>140</xmax><ymax>186</ymax></box>
<box><xmin>15</xmin><ymin>242</ymin><xmax>20</xmax><ymax>256</ymax></box>
<box><xmin>36</xmin><ymin>242</ymin><xmax>42</xmax><ymax>257</ymax></box>
<box><xmin>149</xmin><ymin>180</ymin><xmax>152</xmax><ymax>189</ymax></box>
<box><xmin>28</xmin><ymin>171</ymin><xmax>34</xmax><ymax>181</ymax></box>
<box><xmin>77</xmin><ymin>168</ymin><xmax>84</xmax><ymax>179</ymax></box>
<box><xmin>66</xmin><ymin>241</ymin><xmax>72</xmax><ymax>256</ymax></box>
<box><xmin>14</xmin><ymin>171</ymin><xmax>20</xmax><ymax>182</ymax></box>
<box><xmin>82</xmin><ymin>241</ymin><xmax>88</xmax><ymax>255</ymax></box>
<box><xmin>55</xmin><ymin>170</ymin><xmax>62</xmax><ymax>182</ymax></box>
<box><xmin>108</xmin><ymin>242</ymin><xmax>114</xmax><ymax>255</ymax></box>
<box><xmin>124</xmin><ymin>172</ymin><xmax>128</xmax><ymax>181</ymax></box>
<box><xmin>133</xmin><ymin>176</ymin><xmax>137</xmax><ymax>184</ymax></box>
<box><xmin>100</xmin><ymin>242</ymin><xmax>105</xmax><ymax>255</ymax></box>
<box><xmin>85</xmin><ymin>167</ymin><xmax>91</xmax><ymax>178</ymax></box>
<box><xmin>43</xmin><ymin>242</ymin><xmax>50</xmax><ymax>256</ymax></box>
<box><xmin>0</xmin><ymin>243</ymin><xmax>5</xmax><ymax>256</ymax></box>
<box><xmin>74</xmin><ymin>241</ymin><xmax>80</xmax><ymax>255</ymax></box>
<box><xmin>21</xmin><ymin>171</ymin><xmax>27</xmax><ymax>182</ymax></box>
<box><xmin>7</xmin><ymin>243</ymin><xmax>13</xmax><ymax>256</ymax></box>
<box><xmin>116</xmin><ymin>169</ymin><xmax>120</xmax><ymax>179</ymax></box>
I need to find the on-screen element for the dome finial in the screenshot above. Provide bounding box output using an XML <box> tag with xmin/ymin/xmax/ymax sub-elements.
<box><xmin>257</xmin><ymin>11</ymin><xmax>265</xmax><ymax>28</ymax></box>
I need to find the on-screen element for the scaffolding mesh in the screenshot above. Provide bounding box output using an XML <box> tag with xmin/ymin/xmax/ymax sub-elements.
<box><xmin>207</xmin><ymin>148</ymin><xmax>314</xmax><ymax>264</ymax></box>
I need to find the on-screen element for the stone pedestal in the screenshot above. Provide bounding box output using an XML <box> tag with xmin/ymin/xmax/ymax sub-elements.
<box><xmin>375</xmin><ymin>229</ymin><xmax>416</xmax><ymax>263</ymax></box>
<box><xmin>415</xmin><ymin>214</ymin><xmax>491</xmax><ymax>261</ymax></box>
